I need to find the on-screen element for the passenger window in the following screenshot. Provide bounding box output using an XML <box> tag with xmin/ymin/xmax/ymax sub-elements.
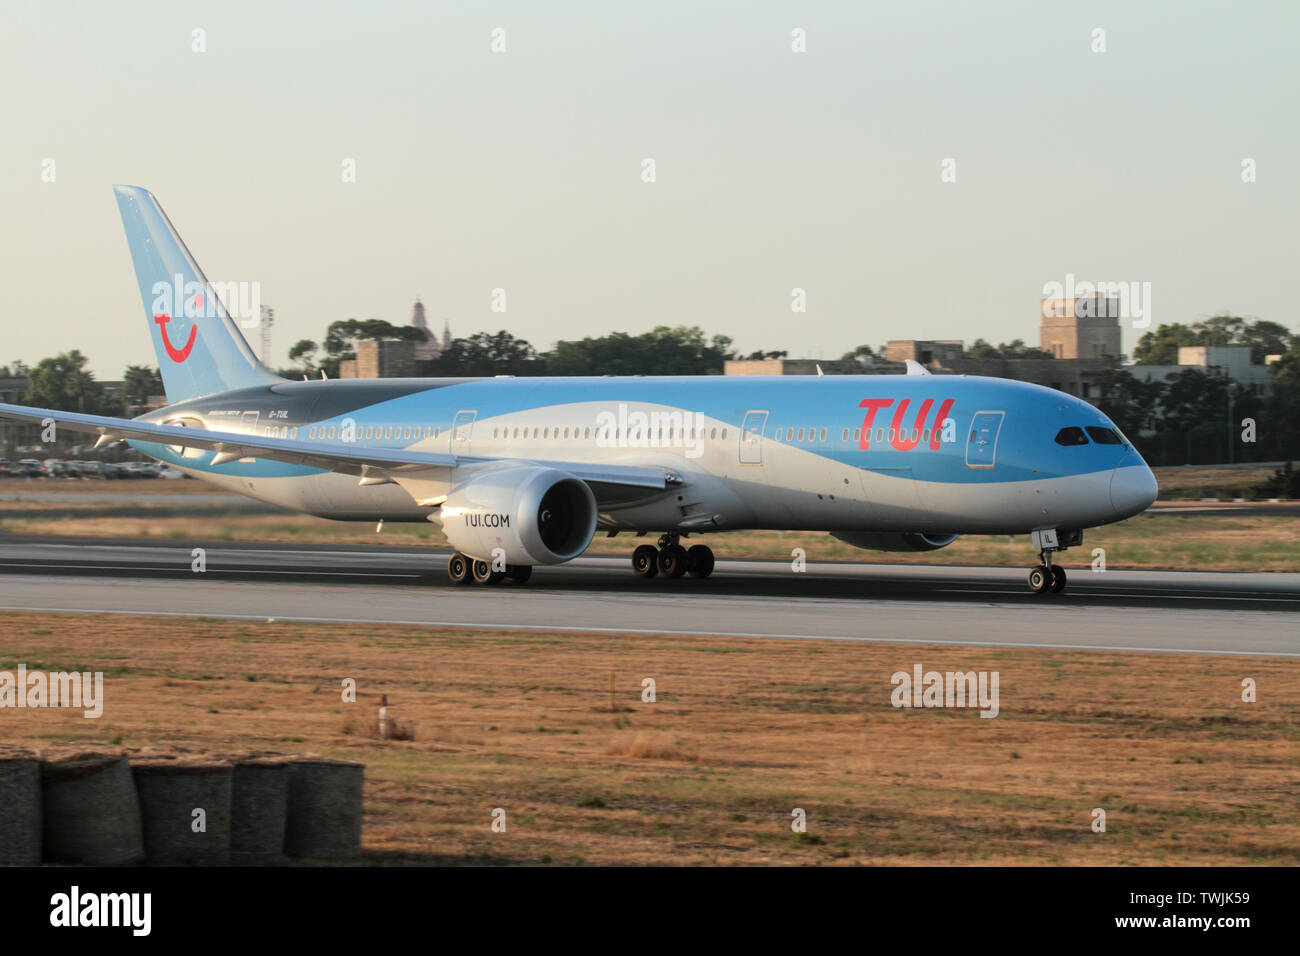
<box><xmin>1086</xmin><ymin>426</ymin><xmax>1122</xmax><ymax>445</ymax></box>
<box><xmin>797</xmin><ymin>428</ymin><xmax>805</xmax><ymax>441</ymax></box>
<box><xmin>1054</xmin><ymin>427</ymin><xmax>1090</xmax><ymax>446</ymax></box>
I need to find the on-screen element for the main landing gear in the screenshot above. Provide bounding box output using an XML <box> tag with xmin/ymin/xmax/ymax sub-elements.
<box><xmin>632</xmin><ymin>534</ymin><xmax>715</xmax><ymax>580</ymax></box>
<box><xmin>447</xmin><ymin>552</ymin><xmax>532</xmax><ymax>586</ymax></box>
<box><xmin>1025</xmin><ymin>528</ymin><xmax>1081</xmax><ymax>595</ymax></box>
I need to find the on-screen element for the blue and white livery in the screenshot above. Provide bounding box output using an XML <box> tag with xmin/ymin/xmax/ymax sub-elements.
<box><xmin>0</xmin><ymin>186</ymin><xmax>1158</xmax><ymax>593</ymax></box>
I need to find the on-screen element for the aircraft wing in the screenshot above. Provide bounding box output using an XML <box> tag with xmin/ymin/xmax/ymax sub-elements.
<box><xmin>0</xmin><ymin>403</ymin><xmax>677</xmax><ymax>503</ymax></box>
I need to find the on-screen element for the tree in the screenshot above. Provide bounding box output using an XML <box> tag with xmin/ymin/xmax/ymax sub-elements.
<box><xmin>1157</xmin><ymin>369</ymin><xmax>1233</xmax><ymax>464</ymax></box>
<box><xmin>287</xmin><ymin>339</ymin><xmax>320</xmax><ymax>376</ymax></box>
<box><xmin>1132</xmin><ymin>323</ymin><xmax>1199</xmax><ymax>365</ymax></box>
<box><xmin>1092</xmin><ymin>368</ymin><xmax>1162</xmax><ymax>450</ymax></box>
<box><xmin>122</xmin><ymin>364</ymin><xmax>163</xmax><ymax>413</ymax></box>
<box><xmin>0</xmin><ymin>361</ymin><xmax>31</xmax><ymax>378</ymax></box>
<box><xmin>840</xmin><ymin>345</ymin><xmax>875</xmax><ymax>361</ymax></box>
<box><xmin>1133</xmin><ymin>315</ymin><xmax>1293</xmax><ymax>365</ymax></box>
<box><xmin>966</xmin><ymin>338</ymin><xmax>1053</xmax><ymax>360</ymax></box>
<box><xmin>1264</xmin><ymin>351</ymin><xmax>1300</xmax><ymax>461</ymax></box>
<box><xmin>432</xmin><ymin>331</ymin><xmax>546</xmax><ymax>377</ymax></box>
<box><xmin>546</xmin><ymin>326</ymin><xmax>735</xmax><ymax>376</ymax></box>
<box><xmin>746</xmin><ymin>349</ymin><xmax>789</xmax><ymax>360</ymax></box>
<box><xmin>1237</xmin><ymin>320</ymin><xmax>1291</xmax><ymax>364</ymax></box>
<box><xmin>23</xmin><ymin>350</ymin><xmax>111</xmax><ymax>414</ymax></box>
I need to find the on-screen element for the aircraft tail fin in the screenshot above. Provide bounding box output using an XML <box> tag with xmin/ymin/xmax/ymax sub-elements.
<box><xmin>113</xmin><ymin>185</ymin><xmax>281</xmax><ymax>404</ymax></box>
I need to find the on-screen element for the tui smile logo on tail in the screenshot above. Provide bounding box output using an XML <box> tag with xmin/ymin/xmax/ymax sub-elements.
<box><xmin>153</xmin><ymin>312</ymin><xmax>197</xmax><ymax>363</ymax></box>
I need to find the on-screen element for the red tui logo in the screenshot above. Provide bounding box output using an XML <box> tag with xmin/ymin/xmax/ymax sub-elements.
<box><xmin>153</xmin><ymin>313</ymin><xmax>197</xmax><ymax>363</ymax></box>
<box><xmin>858</xmin><ymin>397</ymin><xmax>955</xmax><ymax>450</ymax></box>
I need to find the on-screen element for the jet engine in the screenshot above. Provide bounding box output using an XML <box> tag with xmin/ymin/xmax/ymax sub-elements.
<box><xmin>830</xmin><ymin>531</ymin><xmax>959</xmax><ymax>552</ymax></box>
<box><xmin>439</xmin><ymin>466</ymin><xmax>597</xmax><ymax>565</ymax></box>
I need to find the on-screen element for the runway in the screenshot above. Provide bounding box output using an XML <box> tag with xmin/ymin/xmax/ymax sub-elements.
<box><xmin>0</xmin><ymin>537</ymin><xmax>1295</xmax><ymax>657</ymax></box>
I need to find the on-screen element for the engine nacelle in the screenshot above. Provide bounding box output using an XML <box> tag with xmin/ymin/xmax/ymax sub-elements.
<box><xmin>440</xmin><ymin>466</ymin><xmax>597</xmax><ymax>566</ymax></box>
<box><xmin>830</xmin><ymin>531</ymin><xmax>959</xmax><ymax>552</ymax></box>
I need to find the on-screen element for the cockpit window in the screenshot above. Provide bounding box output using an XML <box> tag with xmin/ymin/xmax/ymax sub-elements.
<box><xmin>1054</xmin><ymin>427</ymin><xmax>1089</xmax><ymax>446</ymax></box>
<box><xmin>1086</xmin><ymin>426</ymin><xmax>1122</xmax><ymax>445</ymax></box>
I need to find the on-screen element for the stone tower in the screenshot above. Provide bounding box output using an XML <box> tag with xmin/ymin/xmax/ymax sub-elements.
<box><xmin>410</xmin><ymin>299</ymin><xmax>438</xmax><ymax>361</ymax></box>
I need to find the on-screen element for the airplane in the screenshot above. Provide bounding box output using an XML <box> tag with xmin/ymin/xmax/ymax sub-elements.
<box><xmin>0</xmin><ymin>186</ymin><xmax>1158</xmax><ymax>594</ymax></box>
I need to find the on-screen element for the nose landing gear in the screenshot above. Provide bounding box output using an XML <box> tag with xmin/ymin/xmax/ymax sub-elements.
<box><xmin>1026</xmin><ymin>528</ymin><xmax>1079</xmax><ymax>595</ymax></box>
<box><xmin>1028</xmin><ymin>561</ymin><xmax>1067</xmax><ymax>594</ymax></box>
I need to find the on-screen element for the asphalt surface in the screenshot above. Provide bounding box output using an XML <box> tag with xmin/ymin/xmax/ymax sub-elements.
<box><xmin>0</xmin><ymin>537</ymin><xmax>1295</xmax><ymax>657</ymax></box>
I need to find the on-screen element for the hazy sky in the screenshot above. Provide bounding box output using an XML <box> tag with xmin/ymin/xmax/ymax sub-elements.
<box><xmin>2</xmin><ymin>0</ymin><xmax>1296</xmax><ymax>377</ymax></box>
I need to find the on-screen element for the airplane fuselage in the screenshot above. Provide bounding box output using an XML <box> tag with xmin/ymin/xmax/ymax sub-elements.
<box><xmin>132</xmin><ymin>373</ymin><xmax>1157</xmax><ymax>538</ymax></box>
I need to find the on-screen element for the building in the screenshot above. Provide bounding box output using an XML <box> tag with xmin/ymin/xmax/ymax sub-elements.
<box><xmin>723</xmin><ymin>358</ymin><xmax>899</xmax><ymax>376</ymax></box>
<box><xmin>0</xmin><ymin>377</ymin><xmax>35</xmax><ymax>450</ymax></box>
<box><xmin>1039</xmin><ymin>295</ymin><xmax>1123</xmax><ymax>359</ymax></box>
<box><xmin>410</xmin><ymin>299</ymin><xmax>448</xmax><ymax>363</ymax></box>
<box><xmin>340</xmin><ymin>339</ymin><xmax>417</xmax><ymax>379</ymax></box>
<box><xmin>1127</xmin><ymin>345</ymin><xmax>1273</xmax><ymax>395</ymax></box>
<box><xmin>884</xmin><ymin>340</ymin><xmax>964</xmax><ymax>365</ymax></box>
<box><xmin>340</xmin><ymin>301</ymin><xmax>452</xmax><ymax>378</ymax></box>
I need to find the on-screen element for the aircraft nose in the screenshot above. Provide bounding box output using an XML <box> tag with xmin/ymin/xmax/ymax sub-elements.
<box><xmin>1110</xmin><ymin>455</ymin><xmax>1158</xmax><ymax>517</ymax></box>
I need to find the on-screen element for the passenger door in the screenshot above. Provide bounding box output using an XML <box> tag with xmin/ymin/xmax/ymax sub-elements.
<box><xmin>451</xmin><ymin>409</ymin><xmax>476</xmax><ymax>455</ymax></box>
<box><xmin>739</xmin><ymin>410</ymin><xmax>768</xmax><ymax>465</ymax></box>
<box><xmin>965</xmin><ymin>411</ymin><xmax>1004</xmax><ymax>469</ymax></box>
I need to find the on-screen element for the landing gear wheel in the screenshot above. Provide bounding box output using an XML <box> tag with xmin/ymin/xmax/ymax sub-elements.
<box><xmin>657</xmin><ymin>544</ymin><xmax>689</xmax><ymax>578</ymax></box>
<box><xmin>632</xmin><ymin>544</ymin><xmax>659</xmax><ymax>578</ymax></box>
<box><xmin>1049</xmin><ymin>565</ymin><xmax>1067</xmax><ymax>593</ymax></box>
<box><xmin>1028</xmin><ymin>565</ymin><xmax>1051</xmax><ymax>594</ymax></box>
<box><xmin>472</xmin><ymin>559</ymin><xmax>503</xmax><ymax>585</ymax></box>
<box><xmin>686</xmin><ymin>544</ymin><xmax>715</xmax><ymax>578</ymax></box>
<box><xmin>503</xmin><ymin>565</ymin><xmax>532</xmax><ymax>585</ymax></box>
<box><xmin>447</xmin><ymin>552</ymin><xmax>473</xmax><ymax>585</ymax></box>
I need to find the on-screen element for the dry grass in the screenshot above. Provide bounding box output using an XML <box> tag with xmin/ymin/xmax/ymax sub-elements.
<box><xmin>3</xmin><ymin>506</ymin><xmax>1299</xmax><ymax>571</ymax></box>
<box><xmin>1</xmin><ymin>611</ymin><xmax>1297</xmax><ymax>865</ymax></box>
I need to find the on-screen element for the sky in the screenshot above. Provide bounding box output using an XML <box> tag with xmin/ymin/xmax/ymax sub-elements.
<box><xmin>1</xmin><ymin>0</ymin><xmax>1296</xmax><ymax>378</ymax></box>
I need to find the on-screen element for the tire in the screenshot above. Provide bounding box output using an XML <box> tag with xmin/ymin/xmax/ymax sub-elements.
<box><xmin>472</xmin><ymin>559</ymin><xmax>502</xmax><ymax>585</ymax></box>
<box><xmin>632</xmin><ymin>544</ymin><xmax>659</xmax><ymax>578</ymax></box>
<box><xmin>1049</xmin><ymin>565</ymin><xmax>1067</xmax><ymax>593</ymax></box>
<box><xmin>658</xmin><ymin>544</ymin><xmax>689</xmax><ymax>578</ymax></box>
<box><xmin>447</xmin><ymin>552</ymin><xmax>473</xmax><ymax>585</ymax></box>
<box><xmin>503</xmin><ymin>565</ymin><xmax>532</xmax><ymax>585</ymax></box>
<box><xmin>687</xmin><ymin>544</ymin><xmax>715</xmax><ymax>578</ymax></box>
<box><xmin>1028</xmin><ymin>565</ymin><xmax>1051</xmax><ymax>594</ymax></box>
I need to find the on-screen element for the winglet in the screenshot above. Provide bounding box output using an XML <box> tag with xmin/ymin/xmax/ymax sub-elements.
<box><xmin>905</xmin><ymin>360</ymin><xmax>930</xmax><ymax>376</ymax></box>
